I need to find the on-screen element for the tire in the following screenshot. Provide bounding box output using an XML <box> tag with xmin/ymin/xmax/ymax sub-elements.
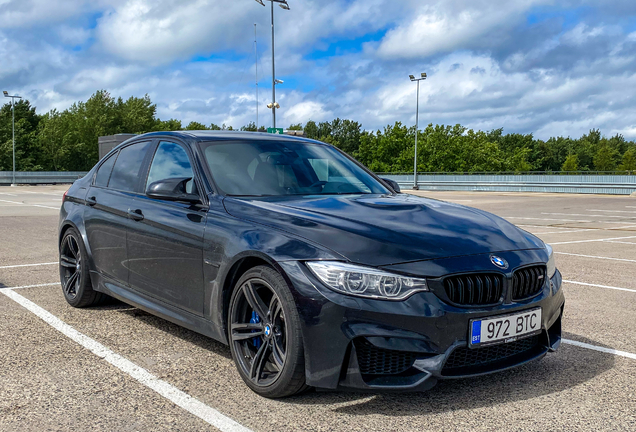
<box><xmin>59</xmin><ymin>227</ymin><xmax>105</xmax><ymax>308</ymax></box>
<box><xmin>228</xmin><ymin>265</ymin><xmax>308</xmax><ymax>398</ymax></box>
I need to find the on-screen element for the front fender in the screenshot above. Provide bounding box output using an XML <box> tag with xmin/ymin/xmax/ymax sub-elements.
<box><xmin>203</xmin><ymin>195</ymin><xmax>345</xmax><ymax>343</ymax></box>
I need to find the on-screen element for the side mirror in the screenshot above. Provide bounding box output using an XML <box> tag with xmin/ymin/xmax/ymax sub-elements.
<box><xmin>146</xmin><ymin>177</ymin><xmax>201</xmax><ymax>203</ymax></box>
<box><xmin>380</xmin><ymin>178</ymin><xmax>401</xmax><ymax>193</ymax></box>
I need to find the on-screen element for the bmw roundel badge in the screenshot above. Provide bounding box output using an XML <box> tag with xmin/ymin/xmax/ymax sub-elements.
<box><xmin>490</xmin><ymin>256</ymin><xmax>509</xmax><ymax>269</ymax></box>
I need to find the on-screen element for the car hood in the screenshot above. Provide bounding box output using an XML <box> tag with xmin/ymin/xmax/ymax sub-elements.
<box><xmin>223</xmin><ymin>194</ymin><xmax>544</xmax><ymax>267</ymax></box>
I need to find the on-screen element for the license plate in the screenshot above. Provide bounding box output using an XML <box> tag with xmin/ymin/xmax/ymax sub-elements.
<box><xmin>469</xmin><ymin>308</ymin><xmax>542</xmax><ymax>348</ymax></box>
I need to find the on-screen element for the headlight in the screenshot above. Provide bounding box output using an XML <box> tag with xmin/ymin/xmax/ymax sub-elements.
<box><xmin>306</xmin><ymin>261</ymin><xmax>428</xmax><ymax>300</ymax></box>
<box><xmin>546</xmin><ymin>244</ymin><xmax>556</xmax><ymax>278</ymax></box>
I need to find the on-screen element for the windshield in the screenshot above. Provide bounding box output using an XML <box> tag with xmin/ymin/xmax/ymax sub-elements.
<box><xmin>200</xmin><ymin>140</ymin><xmax>389</xmax><ymax>197</ymax></box>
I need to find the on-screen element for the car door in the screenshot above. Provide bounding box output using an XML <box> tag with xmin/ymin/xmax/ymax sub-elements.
<box><xmin>83</xmin><ymin>141</ymin><xmax>152</xmax><ymax>285</ymax></box>
<box><xmin>126</xmin><ymin>140</ymin><xmax>207</xmax><ymax>315</ymax></box>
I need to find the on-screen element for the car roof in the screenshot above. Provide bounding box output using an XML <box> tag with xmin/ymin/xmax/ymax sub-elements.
<box><xmin>133</xmin><ymin>130</ymin><xmax>328</xmax><ymax>145</ymax></box>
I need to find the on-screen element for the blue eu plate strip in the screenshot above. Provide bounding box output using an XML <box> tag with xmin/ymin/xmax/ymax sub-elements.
<box><xmin>472</xmin><ymin>320</ymin><xmax>481</xmax><ymax>344</ymax></box>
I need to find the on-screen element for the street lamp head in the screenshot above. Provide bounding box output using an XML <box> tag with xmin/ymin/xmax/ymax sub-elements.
<box><xmin>421</xmin><ymin>73</ymin><xmax>427</xmax><ymax>78</ymax></box>
<box><xmin>3</xmin><ymin>91</ymin><xmax>8</xmax><ymax>97</ymax></box>
<box><xmin>254</xmin><ymin>0</ymin><xmax>266</xmax><ymax>6</ymax></box>
<box><xmin>279</xmin><ymin>2</ymin><xmax>290</xmax><ymax>10</ymax></box>
<box><xmin>409</xmin><ymin>75</ymin><xmax>415</xmax><ymax>81</ymax></box>
<box><xmin>274</xmin><ymin>79</ymin><xmax>284</xmax><ymax>84</ymax></box>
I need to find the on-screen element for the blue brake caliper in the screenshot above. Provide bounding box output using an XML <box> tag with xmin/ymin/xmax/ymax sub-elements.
<box><xmin>250</xmin><ymin>311</ymin><xmax>262</xmax><ymax>348</ymax></box>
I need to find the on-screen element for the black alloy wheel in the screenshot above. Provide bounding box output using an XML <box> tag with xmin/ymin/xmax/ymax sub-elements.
<box><xmin>228</xmin><ymin>266</ymin><xmax>307</xmax><ymax>398</ymax></box>
<box><xmin>59</xmin><ymin>228</ymin><xmax>105</xmax><ymax>308</ymax></box>
<box><xmin>60</xmin><ymin>234</ymin><xmax>81</xmax><ymax>299</ymax></box>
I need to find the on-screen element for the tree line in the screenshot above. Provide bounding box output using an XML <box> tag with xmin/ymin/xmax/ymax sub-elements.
<box><xmin>1</xmin><ymin>90</ymin><xmax>635</xmax><ymax>173</ymax></box>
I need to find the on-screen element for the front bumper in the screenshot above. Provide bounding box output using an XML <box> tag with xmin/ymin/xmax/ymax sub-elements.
<box><xmin>279</xmin><ymin>249</ymin><xmax>565</xmax><ymax>392</ymax></box>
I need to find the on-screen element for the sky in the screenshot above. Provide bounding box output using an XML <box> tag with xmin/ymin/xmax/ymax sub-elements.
<box><xmin>1</xmin><ymin>0</ymin><xmax>636</xmax><ymax>139</ymax></box>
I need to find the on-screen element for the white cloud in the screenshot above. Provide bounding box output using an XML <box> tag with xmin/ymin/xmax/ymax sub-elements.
<box><xmin>3</xmin><ymin>0</ymin><xmax>636</xmax><ymax>141</ymax></box>
<box><xmin>283</xmin><ymin>99</ymin><xmax>333</xmax><ymax>125</ymax></box>
<box><xmin>376</xmin><ymin>0</ymin><xmax>549</xmax><ymax>59</ymax></box>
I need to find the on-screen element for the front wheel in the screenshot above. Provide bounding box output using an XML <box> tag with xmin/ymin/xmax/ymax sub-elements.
<box><xmin>228</xmin><ymin>266</ymin><xmax>307</xmax><ymax>398</ymax></box>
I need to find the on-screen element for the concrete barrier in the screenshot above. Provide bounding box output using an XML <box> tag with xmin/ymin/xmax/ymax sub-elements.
<box><xmin>0</xmin><ymin>171</ymin><xmax>88</xmax><ymax>185</ymax></box>
<box><xmin>381</xmin><ymin>174</ymin><xmax>636</xmax><ymax>195</ymax></box>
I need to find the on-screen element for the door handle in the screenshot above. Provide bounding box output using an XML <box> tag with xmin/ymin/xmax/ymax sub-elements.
<box><xmin>127</xmin><ymin>208</ymin><xmax>144</xmax><ymax>221</ymax></box>
<box><xmin>86</xmin><ymin>196</ymin><xmax>97</xmax><ymax>207</ymax></box>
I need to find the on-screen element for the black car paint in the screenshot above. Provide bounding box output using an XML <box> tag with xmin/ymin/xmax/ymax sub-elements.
<box><xmin>59</xmin><ymin>131</ymin><xmax>564</xmax><ymax>392</ymax></box>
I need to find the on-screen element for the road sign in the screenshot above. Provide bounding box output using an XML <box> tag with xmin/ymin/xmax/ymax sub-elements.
<box><xmin>267</xmin><ymin>128</ymin><xmax>284</xmax><ymax>134</ymax></box>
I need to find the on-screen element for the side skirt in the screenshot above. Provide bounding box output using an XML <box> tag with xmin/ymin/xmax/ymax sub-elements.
<box><xmin>91</xmin><ymin>271</ymin><xmax>228</xmax><ymax>344</ymax></box>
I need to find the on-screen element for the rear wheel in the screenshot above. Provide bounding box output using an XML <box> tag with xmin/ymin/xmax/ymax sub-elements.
<box><xmin>228</xmin><ymin>266</ymin><xmax>307</xmax><ymax>398</ymax></box>
<box><xmin>59</xmin><ymin>227</ymin><xmax>105</xmax><ymax>308</ymax></box>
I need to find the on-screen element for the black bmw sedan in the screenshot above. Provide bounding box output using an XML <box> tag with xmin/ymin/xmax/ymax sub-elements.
<box><xmin>59</xmin><ymin>131</ymin><xmax>564</xmax><ymax>398</ymax></box>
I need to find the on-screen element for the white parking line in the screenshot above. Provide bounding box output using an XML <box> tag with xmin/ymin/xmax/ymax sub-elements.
<box><xmin>0</xmin><ymin>288</ymin><xmax>252</xmax><ymax>432</ymax></box>
<box><xmin>504</xmin><ymin>217</ymin><xmax>592</xmax><ymax>223</ymax></box>
<box><xmin>587</xmin><ymin>209</ymin><xmax>636</xmax><ymax>214</ymax></box>
<box><xmin>562</xmin><ymin>339</ymin><xmax>636</xmax><ymax>360</ymax></box>
<box><xmin>517</xmin><ymin>224</ymin><xmax>571</xmax><ymax>229</ymax></box>
<box><xmin>551</xmin><ymin>235</ymin><xmax>636</xmax><ymax>245</ymax></box>
<box><xmin>542</xmin><ymin>212</ymin><xmax>636</xmax><ymax>219</ymax></box>
<box><xmin>563</xmin><ymin>280</ymin><xmax>636</xmax><ymax>293</ymax></box>
<box><xmin>555</xmin><ymin>252</ymin><xmax>636</xmax><ymax>263</ymax></box>
<box><xmin>0</xmin><ymin>262</ymin><xmax>57</xmax><ymax>269</ymax></box>
<box><xmin>0</xmin><ymin>282</ymin><xmax>59</xmax><ymax>290</ymax></box>
<box><xmin>0</xmin><ymin>199</ymin><xmax>59</xmax><ymax>210</ymax></box>
<box><xmin>534</xmin><ymin>229</ymin><xmax>601</xmax><ymax>235</ymax></box>
<box><xmin>603</xmin><ymin>240</ymin><xmax>636</xmax><ymax>245</ymax></box>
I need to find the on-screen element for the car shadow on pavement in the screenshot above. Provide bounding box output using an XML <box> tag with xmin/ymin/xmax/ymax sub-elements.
<box><xmin>113</xmin><ymin>306</ymin><xmax>232</xmax><ymax>360</ymax></box>
<box><xmin>289</xmin><ymin>333</ymin><xmax>615</xmax><ymax>415</ymax></box>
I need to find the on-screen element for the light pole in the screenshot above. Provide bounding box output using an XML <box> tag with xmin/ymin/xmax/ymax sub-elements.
<box><xmin>3</xmin><ymin>91</ymin><xmax>22</xmax><ymax>187</ymax></box>
<box><xmin>254</xmin><ymin>23</ymin><xmax>259</xmax><ymax>130</ymax></box>
<box><xmin>255</xmin><ymin>0</ymin><xmax>290</xmax><ymax>129</ymax></box>
<box><xmin>408</xmin><ymin>73</ymin><xmax>426</xmax><ymax>190</ymax></box>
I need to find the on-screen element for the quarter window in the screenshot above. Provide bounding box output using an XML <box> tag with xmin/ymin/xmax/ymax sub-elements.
<box><xmin>146</xmin><ymin>142</ymin><xmax>196</xmax><ymax>194</ymax></box>
<box><xmin>108</xmin><ymin>141</ymin><xmax>151</xmax><ymax>192</ymax></box>
<box><xmin>94</xmin><ymin>152</ymin><xmax>117</xmax><ymax>188</ymax></box>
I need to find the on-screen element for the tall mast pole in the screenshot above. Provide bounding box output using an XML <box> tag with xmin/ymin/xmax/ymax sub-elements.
<box><xmin>271</xmin><ymin>0</ymin><xmax>276</xmax><ymax>129</ymax></box>
<box><xmin>12</xmin><ymin>97</ymin><xmax>16</xmax><ymax>186</ymax></box>
<box><xmin>254</xmin><ymin>23</ymin><xmax>258</xmax><ymax>131</ymax></box>
<box><xmin>414</xmin><ymin>80</ymin><xmax>419</xmax><ymax>190</ymax></box>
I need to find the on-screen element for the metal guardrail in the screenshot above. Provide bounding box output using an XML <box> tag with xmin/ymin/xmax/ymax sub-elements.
<box><xmin>2</xmin><ymin>171</ymin><xmax>635</xmax><ymax>195</ymax></box>
<box><xmin>381</xmin><ymin>174</ymin><xmax>636</xmax><ymax>195</ymax></box>
<box><xmin>0</xmin><ymin>171</ymin><xmax>88</xmax><ymax>185</ymax></box>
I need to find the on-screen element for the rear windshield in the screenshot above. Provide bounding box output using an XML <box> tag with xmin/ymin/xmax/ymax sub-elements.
<box><xmin>200</xmin><ymin>140</ymin><xmax>388</xmax><ymax>197</ymax></box>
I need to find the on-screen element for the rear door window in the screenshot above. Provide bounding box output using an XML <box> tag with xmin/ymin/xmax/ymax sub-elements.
<box><xmin>108</xmin><ymin>142</ymin><xmax>151</xmax><ymax>192</ymax></box>
<box><xmin>94</xmin><ymin>152</ymin><xmax>117</xmax><ymax>188</ymax></box>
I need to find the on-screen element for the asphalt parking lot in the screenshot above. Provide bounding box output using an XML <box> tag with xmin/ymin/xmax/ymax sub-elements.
<box><xmin>1</xmin><ymin>185</ymin><xmax>635</xmax><ymax>432</ymax></box>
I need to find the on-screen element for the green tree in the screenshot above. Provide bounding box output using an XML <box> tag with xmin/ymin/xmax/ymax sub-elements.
<box><xmin>594</xmin><ymin>145</ymin><xmax>620</xmax><ymax>171</ymax></box>
<box><xmin>562</xmin><ymin>154</ymin><xmax>579</xmax><ymax>172</ymax></box>
<box><xmin>116</xmin><ymin>94</ymin><xmax>157</xmax><ymax>134</ymax></box>
<box><xmin>618</xmin><ymin>147</ymin><xmax>636</xmax><ymax>171</ymax></box>
<box><xmin>185</xmin><ymin>121</ymin><xmax>209</xmax><ymax>130</ymax></box>
<box><xmin>288</xmin><ymin>123</ymin><xmax>303</xmax><ymax>131</ymax></box>
<box><xmin>304</xmin><ymin>120</ymin><xmax>318</xmax><ymax>139</ymax></box>
<box><xmin>36</xmin><ymin>109</ymin><xmax>71</xmax><ymax>171</ymax></box>
<box><xmin>0</xmin><ymin>99</ymin><xmax>41</xmax><ymax>171</ymax></box>
<box><xmin>240</xmin><ymin>122</ymin><xmax>257</xmax><ymax>132</ymax></box>
<box><xmin>154</xmin><ymin>119</ymin><xmax>182</xmax><ymax>131</ymax></box>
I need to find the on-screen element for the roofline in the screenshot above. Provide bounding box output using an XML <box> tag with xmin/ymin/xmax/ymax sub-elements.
<box><xmin>132</xmin><ymin>130</ymin><xmax>329</xmax><ymax>146</ymax></box>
